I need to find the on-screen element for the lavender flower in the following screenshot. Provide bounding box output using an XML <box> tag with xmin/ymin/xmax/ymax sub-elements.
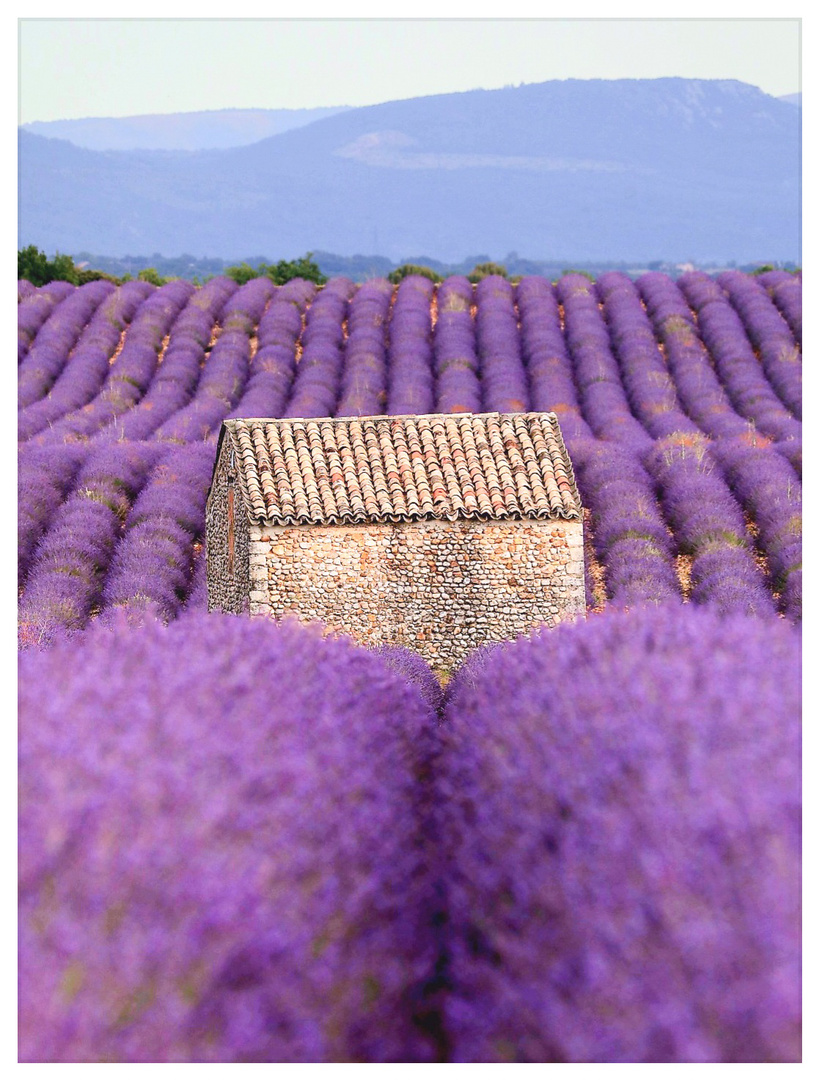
<box><xmin>556</xmin><ymin>274</ymin><xmax>652</xmax><ymax>454</ymax></box>
<box><xmin>19</xmin><ymin>613</ymin><xmax>440</xmax><ymax>1062</ymax></box>
<box><xmin>19</xmin><ymin>280</ymin><xmax>116</xmax><ymax>408</ymax></box>
<box><xmin>440</xmin><ymin>604</ymin><xmax>801</xmax><ymax>1062</ymax></box>
<box><xmin>433</xmin><ymin>277</ymin><xmax>481</xmax><ymax>414</ymax></box>
<box><xmin>286</xmin><ymin>278</ymin><xmax>356</xmax><ymax>418</ymax></box>
<box><xmin>386</xmin><ymin>275</ymin><xmax>436</xmax><ymax>416</ymax></box>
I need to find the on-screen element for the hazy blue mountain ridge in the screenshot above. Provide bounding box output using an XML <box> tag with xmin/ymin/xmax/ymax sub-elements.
<box><xmin>21</xmin><ymin>106</ymin><xmax>351</xmax><ymax>151</ymax></box>
<box><xmin>19</xmin><ymin>78</ymin><xmax>799</xmax><ymax>264</ymax></box>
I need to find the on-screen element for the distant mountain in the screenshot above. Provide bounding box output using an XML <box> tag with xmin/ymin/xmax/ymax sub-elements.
<box><xmin>21</xmin><ymin>106</ymin><xmax>351</xmax><ymax>151</ymax></box>
<box><xmin>19</xmin><ymin>78</ymin><xmax>800</xmax><ymax>264</ymax></box>
<box><xmin>778</xmin><ymin>92</ymin><xmax>801</xmax><ymax>107</ymax></box>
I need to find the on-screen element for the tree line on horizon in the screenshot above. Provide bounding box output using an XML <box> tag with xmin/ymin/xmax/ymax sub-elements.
<box><xmin>18</xmin><ymin>245</ymin><xmax>796</xmax><ymax>290</ymax></box>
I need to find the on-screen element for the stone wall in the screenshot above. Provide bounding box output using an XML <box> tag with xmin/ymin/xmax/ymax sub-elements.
<box><xmin>205</xmin><ymin>452</ymin><xmax>250</xmax><ymax>615</ymax></box>
<box><xmin>247</xmin><ymin>518</ymin><xmax>585</xmax><ymax>673</ymax></box>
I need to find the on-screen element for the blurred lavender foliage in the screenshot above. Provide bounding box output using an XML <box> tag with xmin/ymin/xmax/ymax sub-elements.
<box><xmin>19</xmin><ymin>614</ymin><xmax>442</xmax><ymax>1062</ymax></box>
<box><xmin>439</xmin><ymin>604</ymin><xmax>800</xmax><ymax>1062</ymax></box>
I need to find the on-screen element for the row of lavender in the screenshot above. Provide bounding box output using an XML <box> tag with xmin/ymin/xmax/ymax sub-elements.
<box><xmin>18</xmin><ymin>270</ymin><xmax>800</xmax><ymax>449</ymax></box>
<box><xmin>18</xmin><ymin>272</ymin><xmax>802</xmax><ymax>639</ymax></box>
<box><xmin>19</xmin><ymin>605</ymin><xmax>800</xmax><ymax>1062</ymax></box>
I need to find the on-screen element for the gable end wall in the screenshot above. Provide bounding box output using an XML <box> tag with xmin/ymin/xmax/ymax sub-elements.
<box><xmin>206</xmin><ymin>448</ymin><xmax>250</xmax><ymax>614</ymax></box>
<box><xmin>247</xmin><ymin>517</ymin><xmax>585</xmax><ymax>673</ymax></box>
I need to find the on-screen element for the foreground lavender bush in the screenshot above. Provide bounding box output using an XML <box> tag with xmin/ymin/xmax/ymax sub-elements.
<box><xmin>19</xmin><ymin>614</ymin><xmax>440</xmax><ymax>1063</ymax></box>
<box><xmin>440</xmin><ymin>605</ymin><xmax>800</xmax><ymax>1062</ymax></box>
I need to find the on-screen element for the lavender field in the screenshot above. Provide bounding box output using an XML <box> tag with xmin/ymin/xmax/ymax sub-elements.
<box><xmin>18</xmin><ymin>270</ymin><xmax>802</xmax><ymax>1062</ymax></box>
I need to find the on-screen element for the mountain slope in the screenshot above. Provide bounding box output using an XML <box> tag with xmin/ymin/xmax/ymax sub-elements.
<box><xmin>21</xmin><ymin>106</ymin><xmax>351</xmax><ymax>151</ymax></box>
<box><xmin>19</xmin><ymin>78</ymin><xmax>800</xmax><ymax>263</ymax></box>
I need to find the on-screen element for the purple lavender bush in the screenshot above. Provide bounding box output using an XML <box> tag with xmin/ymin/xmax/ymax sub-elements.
<box><xmin>285</xmin><ymin>277</ymin><xmax>356</xmax><ymax>418</ymax></box>
<box><xmin>636</xmin><ymin>273</ymin><xmax>753</xmax><ymax>441</ymax></box>
<box><xmin>515</xmin><ymin>276</ymin><xmax>591</xmax><ymax>445</ymax></box>
<box><xmin>98</xmin><ymin>276</ymin><xmax>237</xmax><ymax>442</ymax></box>
<box><xmin>336</xmin><ymin>278</ymin><xmax>392</xmax><ymax>417</ymax></box>
<box><xmin>756</xmin><ymin>269</ymin><xmax>802</xmax><ymax>344</ymax></box>
<box><xmin>433</xmin><ymin>277</ymin><xmax>481</xmax><ymax>414</ymax></box>
<box><xmin>18</xmin><ymin>443</ymin><xmax>165</xmax><ymax>645</ymax></box>
<box><xmin>717</xmin><ymin>270</ymin><xmax>801</xmax><ymax>419</ymax></box>
<box><xmin>18</xmin><ymin>280</ymin><xmax>116</xmax><ymax>408</ymax></box>
<box><xmin>474</xmin><ymin>276</ymin><xmax>530</xmax><ymax>413</ymax></box>
<box><xmin>439</xmin><ymin>604</ymin><xmax>801</xmax><ymax>1062</ymax></box>
<box><xmin>99</xmin><ymin>443</ymin><xmax>217</xmax><ymax>623</ymax></box>
<box><xmin>676</xmin><ymin>271</ymin><xmax>800</xmax><ymax>442</ymax></box>
<box><xmin>570</xmin><ymin>438</ymin><xmax>681</xmax><ymax>607</ymax></box>
<box><xmin>386</xmin><ymin>275</ymin><xmax>436</xmax><ymax>416</ymax></box>
<box><xmin>644</xmin><ymin>433</ymin><xmax>776</xmax><ymax>616</ymax></box>
<box><xmin>18</xmin><ymin>282</ymin><xmax>73</xmax><ymax>362</ymax></box>
<box><xmin>18</xmin><ymin>281</ymin><xmax>153</xmax><ymax>440</ymax></box>
<box><xmin>596</xmin><ymin>271</ymin><xmax>700</xmax><ymax>440</ymax></box>
<box><xmin>556</xmin><ymin>274</ymin><xmax>652</xmax><ymax>454</ymax></box>
<box><xmin>229</xmin><ymin>278</ymin><xmax>316</xmax><ymax>420</ymax></box>
<box><xmin>37</xmin><ymin>280</ymin><xmax>195</xmax><ymax>444</ymax></box>
<box><xmin>19</xmin><ymin>613</ymin><xmax>441</xmax><ymax>1062</ymax></box>
<box><xmin>18</xmin><ymin>443</ymin><xmax>88</xmax><ymax>587</ymax></box>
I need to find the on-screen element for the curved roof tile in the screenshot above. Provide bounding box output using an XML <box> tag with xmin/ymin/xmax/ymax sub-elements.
<box><xmin>218</xmin><ymin>412</ymin><xmax>583</xmax><ymax>526</ymax></box>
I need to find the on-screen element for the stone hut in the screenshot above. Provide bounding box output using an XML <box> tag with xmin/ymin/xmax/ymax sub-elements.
<box><xmin>206</xmin><ymin>412</ymin><xmax>585</xmax><ymax>672</ymax></box>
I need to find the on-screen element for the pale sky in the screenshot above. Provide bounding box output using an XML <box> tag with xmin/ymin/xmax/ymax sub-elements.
<box><xmin>19</xmin><ymin>17</ymin><xmax>801</xmax><ymax>124</ymax></box>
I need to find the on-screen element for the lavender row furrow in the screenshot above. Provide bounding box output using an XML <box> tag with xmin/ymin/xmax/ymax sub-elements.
<box><xmin>34</xmin><ymin>280</ymin><xmax>196</xmax><ymax>443</ymax></box>
<box><xmin>756</xmin><ymin>270</ymin><xmax>802</xmax><ymax>344</ymax></box>
<box><xmin>676</xmin><ymin>271</ymin><xmax>800</xmax><ymax>440</ymax></box>
<box><xmin>97</xmin><ymin>275</ymin><xmax>238</xmax><ymax>442</ymax></box>
<box><xmin>386</xmin><ymin>275</ymin><xmax>436</xmax><ymax>416</ymax></box>
<box><xmin>336</xmin><ymin>278</ymin><xmax>393</xmax><ymax>417</ymax></box>
<box><xmin>717</xmin><ymin>270</ymin><xmax>801</xmax><ymax>419</ymax></box>
<box><xmin>18</xmin><ymin>281</ymin><xmax>154</xmax><ymax>440</ymax></box>
<box><xmin>475</xmin><ymin>276</ymin><xmax>530</xmax><ymax>412</ymax></box>
<box><xmin>597</xmin><ymin>272</ymin><xmax>700</xmax><ymax>440</ymax></box>
<box><xmin>18</xmin><ymin>443</ymin><xmax>166</xmax><ymax>646</ymax></box>
<box><xmin>285</xmin><ymin>277</ymin><xmax>356</xmax><ymax>418</ymax></box>
<box><xmin>18</xmin><ymin>443</ymin><xmax>88</xmax><ymax>588</ymax></box>
<box><xmin>18</xmin><ymin>282</ymin><xmax>74</xmax><ymax>364</ymax></box>
<box><xmin>18</xmin><ymin>279</ymin><xmax>38</xmax><ymax>303</ymax></box>
<box><xmin>515</xmin><ymin>276</ymin><xmax>592</xmax><ymax>444</ymax></box>
<box><xmin>433</xmin><ymin>276</ymin><xmax>482</xmax><ymax>414</ymax></box>
<box><xmin>99</xmin><ymin>443</ymin><xmax>217</xmax><ymax>623</ymax></box>
<box><xmin>644</xmin><ymin>434</ymin><xmax>776</xmax><ymax>617</ymax></box>
<box><xmin>571</xmin><ymin>438</ymin><xmax>681</xmax><ymax>607</ymax></box>
<box><xmin>710</xmin><ymin>437</ymin><xmax>802</xmax><ymax>621</ymax></box>
<box><xmin>556</xmin><ymin>274</ymin><xmax>653</xmax><ymax>454</ymax></box>
<box><xmin>228</xmin><ymin>278</ymin><xmax>316</xmax><ymax>420</ymax></box>
<box><xmin>18</xmin><ymin>280</ymin><xmax>117</xmax><ymax>408</ymax></box>
<box><xmin>153</xmin><ymin>278</ymin><xmax>273</xmax><ymax>442</ymax></box>
<box><xmin>636</xmin><ymin>273</ymin><xmax>756</xmax><ymax>440</ymax></box>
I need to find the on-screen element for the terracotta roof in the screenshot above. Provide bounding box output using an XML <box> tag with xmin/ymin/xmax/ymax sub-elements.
<box><xmin>217</xmin><ymin>413</ymin><xmax>582</xmax><ymax>526</ymax></box>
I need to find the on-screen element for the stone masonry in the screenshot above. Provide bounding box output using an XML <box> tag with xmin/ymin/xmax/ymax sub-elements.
<box><xmin>247</xmin><ymin>517</ymin><xmax>584</xmax><ymax>672</ymax></box>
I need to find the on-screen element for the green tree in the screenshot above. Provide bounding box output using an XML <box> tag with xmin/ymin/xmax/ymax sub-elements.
<box><xmin>225</xmin><ymin>262</ymin><xmax>262</xmax><ymax>285</ymax></box>
<box><xmin>137</xmin><ymin>267</ymin><xmax>169</xmax><ymax>286</ymax></box>
<box><xmin>18</xmin><ymin>246</ymin><xmax>80</xmax><ymax>286</ymax></box>
<box><xmin>18</xmin><ymin>245</ymin><xmax>51</xmax><ymax>286</ymax></box>
<box><xmin>49</xmin><ymin>252</ymin><xmax>80</xmax><ymax>285</ymax></box>
<box><xmin>267</xmin><ymin>253</ymin><xmax>327</xmax><ymax>286</ymax></box>
<box><xmin>387</xmin><ymin>263</ymin><xmax>443</xmax><ymax>284</ymax></box>
<box><xmin>467</xmin><ymin>261</ymin><xmax>508</xmax><ymax>283</ymax></box>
